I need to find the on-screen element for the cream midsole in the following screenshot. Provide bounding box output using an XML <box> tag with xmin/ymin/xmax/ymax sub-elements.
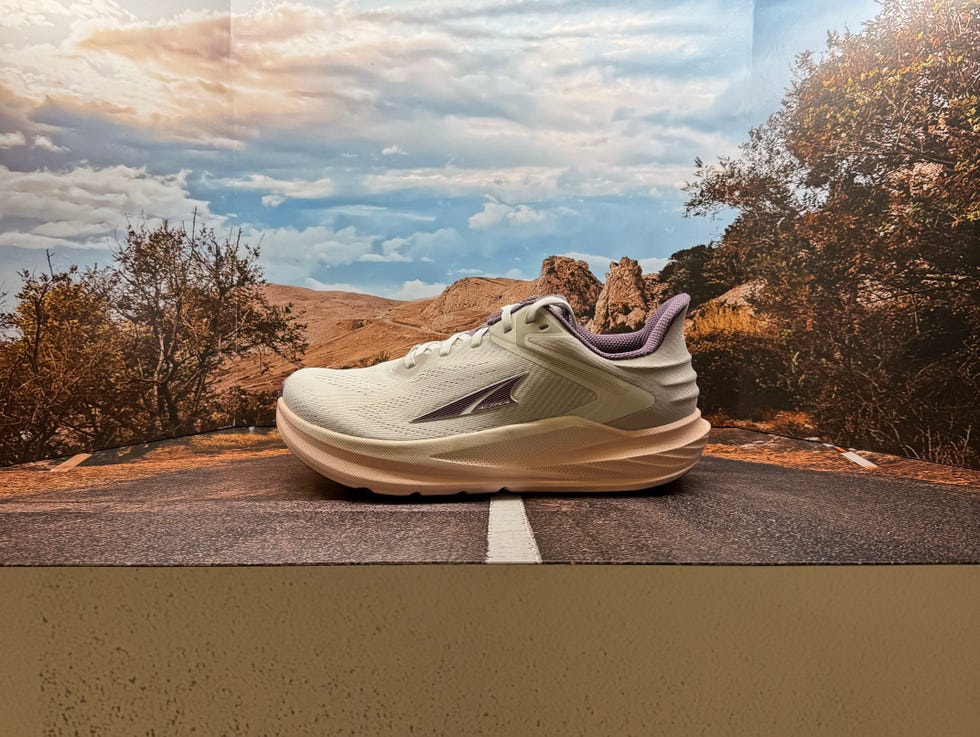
<box><xmin>277</xmin><ymin>397</ymin><xmax>710</xmax><ymax>493</ymax></box>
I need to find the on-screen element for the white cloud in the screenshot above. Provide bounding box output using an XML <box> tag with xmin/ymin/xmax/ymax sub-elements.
<box><xmin>359</xmin><ymin>251</ymin><xmax>411</xmax><ymax>263</ymax></box>
<box><xmin>307</xmin><ymin>277</ymin><xmax>447</xmax><ymax>300</ymax></box>
<box><xmin>255</xmin><ymin>223</ymin><xmax>377</xmax><ymax>285</ymax></box>
<box><xmin>558</xmin><ymin>251</ymin><xmax>615</xmax><ymax>280</ymax></box>
<box><xmin>362</xmin><ymin>227</ymin><xmax>463</xmax><ymax>263</ymax></box>
<box><xmin>304</xmin><ymin>278</ymin><xmax>359</xmax><ymax>292</ymax></box>
<box><xmin>0</xmin><ymin>131</ymin><xmax>27</xmax><ymax>148</ymax></box>
<box><xmin>324</xmin><ymin>204</ymin><xmax>434</xmax><ymax>221</ymax></box>
<box><xmin>468</xmin><ymin>199</ymin><xmax>541</xmax><ymax>228</ymax></box>
<box><xmin>0</xmin><ymin>0</ymin><xmax>749</xmax><ymax>195</ymax></box>
<box><xmin>467</xmin><ymin>197</ymin><xmax>578</xmax><ymax>229</ymax></box>
<box><xmin>638</xmin><ymin>257</ymin><xmax>669</xmax><ymax>273</ymax></box>
<box><xmin>362</xmin><ymin>164</ymin><xmax>694</xmax><ymax>201</ymax></box>
<box><xmin>0</xmin><ymin>0</ymin><xmax>72</xmax><ymax>30</ymax></box>
<box><xmin>0</xmin><ymin>0</ymin><xmax>882</xmax><ymax>300</ymax></box>
<box><xmin>0</xmin><ymin>164</ymin><xmax>218</xmax><ymax>249</ymax></box>
<box><xmin>468</xmin><ymin>199</ymin><xmax>508</xmax><ymax>229</ymax></box>
<box><xmin>361</xmin><ymin>166</ymin><xmax>565</xmax><ymax>201</ymax></box>
<box><xmin>32</xmin><ymin>134</ymin><xmax>67</xmax><ymax>152</ymax></box>
<box><xmin>387</xmin><ymin>279</ymin><xmax>447</xmax><ymax>300</ymax></box>
<box><xmin>509</xmin><ymin>205</ymin><xmax>551</xmax><ymax>225</ymax></box>
<box><xmin>234</xmin><ymin>173</ymin><xmax>334</xmax><ymax>204</ymax></box>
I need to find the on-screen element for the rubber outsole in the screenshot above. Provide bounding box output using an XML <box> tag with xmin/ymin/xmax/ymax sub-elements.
<box><xmin>276</xmin><ymin>398</ymin><xmax>710</xmax><ymax>496</ymax></box>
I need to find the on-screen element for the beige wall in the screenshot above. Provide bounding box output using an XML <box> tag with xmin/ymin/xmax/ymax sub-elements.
<box><xmin>2</xmin><ymin>566</ymin><xmax>978</xmax><ymax>736</ymax></box>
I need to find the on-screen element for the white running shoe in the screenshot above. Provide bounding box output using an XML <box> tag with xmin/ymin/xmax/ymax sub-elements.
<box><xmin>277</xmin><ymin>294</ymin><xmax>710</xmax><ymax>495</ymax></box>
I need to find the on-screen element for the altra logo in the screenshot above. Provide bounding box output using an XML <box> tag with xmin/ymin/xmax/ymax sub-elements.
<box><xmin>411</xmin><ymin>373</ymin><xmax>528</xmax><ymax>423</ymax></box>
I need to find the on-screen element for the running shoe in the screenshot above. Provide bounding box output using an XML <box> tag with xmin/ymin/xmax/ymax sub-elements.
<box><xmin>276</xmin><ymin>293</ymin><xmax>709</xmax><ymax>495</ymax></box>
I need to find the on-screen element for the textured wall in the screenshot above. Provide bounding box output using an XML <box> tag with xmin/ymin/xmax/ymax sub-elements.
<box><xmin>2</xmin><ymin>566</ymin><xmax>978</xmax><ymax>736</ymax></box>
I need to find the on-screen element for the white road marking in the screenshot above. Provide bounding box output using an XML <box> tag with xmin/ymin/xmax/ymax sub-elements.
<box><xmin>824</xmin><ymin>444</ymin><xmax>878</xmax><ymax>469</ymax></box>
<box><xmin>841</xmin><ymin>451</ymin><xmax>878</xmax><ymax>468</ymax></box>
<box><xmin>486</xmin><ymin>493</ymin><xmax>541</xmax><ymax>564</ymax></box>
<box><xmin>50</xmin><ymin>453</ymin><xmax>92</xmax><ymax>472</ymax></box>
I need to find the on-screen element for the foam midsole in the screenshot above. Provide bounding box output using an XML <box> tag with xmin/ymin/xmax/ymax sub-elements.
<box><xmin>277</xmin><ymin>397</ymin><xmax>710</xmax><ymax>493</ymax></box>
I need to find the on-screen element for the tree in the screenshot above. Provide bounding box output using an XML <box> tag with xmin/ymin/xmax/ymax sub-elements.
<box><xmin>112</xmin><ymin>215</ymin><xmax>307</xmax><ymax>437</ymax></box>
<box><xmin>686</xmin><ymin>303</ymin><xmax>795</xmax><ymax>416</ymax></box>
<box><xmin>0</xmin><ymin>261</ymin><xmax>132</xmax><ymax>464</ymax></box>
<box><xmin>657</xmin><ymin>244</ymin><xmax>731</xmax><ymax>307</ymax></box>
<box><xmin>684</xmin><ymin>0</ymin><xmax>980</xmax><ymax>465</ymax></box>
<box><xmin>0</xmin><ymin>216</ymin><xmax>308</xmax><ymax>466</ymax></box>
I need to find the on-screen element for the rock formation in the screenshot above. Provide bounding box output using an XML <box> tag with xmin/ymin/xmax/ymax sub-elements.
<box><xmin>533</xmin><ymin>255</ymin><xmax>602</xmax><ymax>320</ymax></box>
<box><xmin>642</xmin><ymin>273</ymin><xmax>669</xmax><ymax>309</ymax></box>
<box><xmin>589</xmin><ymin>257</ymin><xmax>650</xmax><ymax>333</ymax></box>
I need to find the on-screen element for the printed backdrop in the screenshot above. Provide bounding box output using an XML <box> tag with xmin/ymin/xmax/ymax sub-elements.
<box><xmin>1</xmin><ymin>0</ymin><xmax>977</xmax><ymax>468</ymax></box>
<box><xmin>1</xmin><ymin>0</ymin><xmax>877</xmax><ymax>292</ymax></box>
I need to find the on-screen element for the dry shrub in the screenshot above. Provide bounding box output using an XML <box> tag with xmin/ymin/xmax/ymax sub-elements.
<box><xmin>687</xmin><ymin>303</ymin><xmax>771</xmax><ymax>338</ymax></box>
<box><xmin>708</xmin><ymin>409</ymin><xmax>819</xmax><ymax>438</ymax></box>
<box><xmin>686</xmin><ymin>304</ymin><xmax>795</xmax><ymax>418</ymax></box>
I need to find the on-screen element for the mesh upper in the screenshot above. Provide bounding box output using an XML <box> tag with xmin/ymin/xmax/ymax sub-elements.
<box><xmin>281</xmin><ymin>292</ymin><xmax>697</xmax><ymax>440</ymax></box>
<box><xmin>282</xmin><ymin>343</ymin><xmax>596</xmax><ymax>440</ymax></box>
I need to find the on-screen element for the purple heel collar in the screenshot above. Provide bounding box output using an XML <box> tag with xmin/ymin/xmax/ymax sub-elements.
<box><xmin>547</xmin><ymin>293</ymin><xmax>690</xmax><ymax>360</ymax></box>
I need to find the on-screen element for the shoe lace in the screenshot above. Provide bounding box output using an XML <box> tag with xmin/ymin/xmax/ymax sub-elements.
<box><xmin>402</xmin><ymin>295</ymin><xmax>571</xmax><ymax>369</ymax></box>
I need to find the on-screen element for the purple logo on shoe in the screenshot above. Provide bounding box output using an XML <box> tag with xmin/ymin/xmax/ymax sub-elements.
<box><xmin>411</xmin><ymin>372</ymin><xmax>528</xmax><ymax>423</ymax></box>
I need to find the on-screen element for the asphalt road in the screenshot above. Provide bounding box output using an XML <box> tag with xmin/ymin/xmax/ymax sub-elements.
<box><xmin>1</xmin><ymin>431</ymin><xmax>977</xmax><ymax>565</ymax></box>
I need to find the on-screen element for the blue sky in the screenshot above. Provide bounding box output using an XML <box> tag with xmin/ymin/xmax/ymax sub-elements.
<box><xmin>0</xmin><ymin>0</ymin><xmax>880</xmax><ymax>299</ymax></box>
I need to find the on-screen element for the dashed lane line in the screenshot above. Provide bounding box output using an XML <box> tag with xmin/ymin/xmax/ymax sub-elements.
<box><xmin>50</xmin><ymin>453</ymin><xmax>92</xmax><ymax>472</ymax></box>
<box><xmin>486</xmin><ymin>493</ymin><xmax>541</xmax><ymax>564</ymax></box>
<box><xmin>824</xmin><ymin>444</ymin><xmax>878</xmax><ymax>469</ymax></box>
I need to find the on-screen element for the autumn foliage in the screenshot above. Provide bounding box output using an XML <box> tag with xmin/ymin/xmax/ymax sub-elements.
<box><xmin>0</xmin><ymin>220</ymin><xmax>306</xmax><ymax>466</ymax></box>
<box><xmin>684</xmin><ymin>0</ymin><xmax>979</xmax><ymax>465</ymax></box>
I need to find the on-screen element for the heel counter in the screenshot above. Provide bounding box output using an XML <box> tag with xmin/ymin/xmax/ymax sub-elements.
<box><xmin>611</xmin><ymin>301</ymin><xmax>701</xmax><ymax>429</ymax></box>
<box><xmin>651</xmin><ymin>301</ymin><xmax>701</xmax><ymax>423</ymax></box>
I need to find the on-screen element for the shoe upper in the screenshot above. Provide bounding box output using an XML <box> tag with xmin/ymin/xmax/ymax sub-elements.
<box><xmin>280</xmin><ymin>294</ymin><xmax>700</xmax><ymax>441</ymax></box>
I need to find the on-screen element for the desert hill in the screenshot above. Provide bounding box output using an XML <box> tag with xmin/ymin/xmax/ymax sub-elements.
<box><xmin>226</xmin><ymin>255</ymin><xmax>665</xmax><ymax>395</ymax></box>
<box><xmin>420</xmin><ymin>277</ymin><xmax>537</xmax><ymax>332</ymax></box>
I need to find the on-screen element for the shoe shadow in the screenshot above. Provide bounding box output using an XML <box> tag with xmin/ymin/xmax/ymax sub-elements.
<box><xmin>520</xmin><ymin>474</ymin><xmax>690</xmax><ymax>501</ymax></box>
<box><xmin>303</xmin><ymin>470</ymin><xmax>691</xmax><ymax>505</ymax></box>
<box><xmin>303</xmin><ymin>475</ymin><xmax>492</xmax><ymax>506</ymax></box>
